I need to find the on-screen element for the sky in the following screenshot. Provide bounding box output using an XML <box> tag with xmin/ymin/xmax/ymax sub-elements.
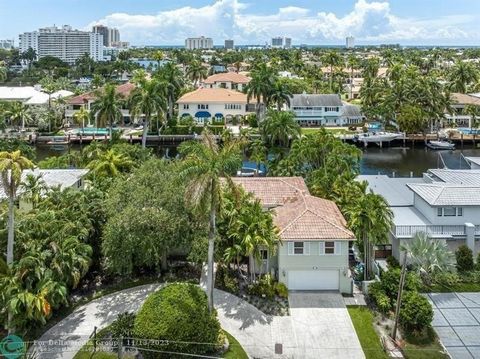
<box><xmin>1</xmin><ymin>0</ymin><xmax>480</xmax><ymax>46</ymax></box>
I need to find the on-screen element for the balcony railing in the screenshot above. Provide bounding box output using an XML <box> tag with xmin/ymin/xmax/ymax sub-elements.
<box><xmin>394</xmin><ymin>225</ymin><xmax>466</xmax><ymax>238</ymax></box>
<box><xmin>476</xmin><ymin>225</ymin><xmax>480</xmax><ymax>236</ymax></box>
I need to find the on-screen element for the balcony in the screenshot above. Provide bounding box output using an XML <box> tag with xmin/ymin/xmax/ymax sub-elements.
<box><xmin>394</xmin><ymin>225</ymin><xmax>467</xmax><ymax>238</ymax></box>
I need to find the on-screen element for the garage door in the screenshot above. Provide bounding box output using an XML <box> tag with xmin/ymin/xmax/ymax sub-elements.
<box><xmin>288</xmin><ymin>270</ymin><xmax>339</xmax><ymax>291</ymax></box>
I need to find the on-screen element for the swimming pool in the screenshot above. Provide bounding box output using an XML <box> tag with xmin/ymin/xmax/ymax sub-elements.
<box><xmin>75</xmin><ymin>128</ymin><xmax>111</xmax><ymax>135</ymax></box>
<box><xmin>458</xmin><ymin>127</ymin><xmax>480</xmax><ymax>135</ymax></box>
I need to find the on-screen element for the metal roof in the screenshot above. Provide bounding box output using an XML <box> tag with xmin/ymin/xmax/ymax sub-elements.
<box><xmin>427</xmin><ymin>169</ymin><xmax>480</xmax><ymax>186</ymax></box>
<box><xmin>290</xmin><ymin>94</ymin><xmax>343</xmax><ymax>107</ymax></box>
<box><xmin>357</xmin><ymin>175</ymin><xmax>425</xmax><ymax>206</ymax></box>
<box><xmin>407</xmin><ymin>183</ymin><xmax>480</xmax><ymax>206</ymax></box>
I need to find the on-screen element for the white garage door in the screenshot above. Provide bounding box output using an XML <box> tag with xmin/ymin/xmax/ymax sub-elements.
<box><xmin>288</xmin><ymin>270</ymin><xmax>339</xmax><ymax>291</ymax></box>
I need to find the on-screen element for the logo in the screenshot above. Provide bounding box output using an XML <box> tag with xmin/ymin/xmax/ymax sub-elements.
<box><xmin>0</xmin><ymin>335</ymin><xmax>25</xmax><ymax>359</ymax></box>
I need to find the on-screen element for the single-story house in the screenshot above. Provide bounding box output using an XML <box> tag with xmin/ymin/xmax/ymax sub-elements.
<box><xmin>231</xmin><ymin>177</ymin><xmax>356</xmax><ymax>294</ymax></box>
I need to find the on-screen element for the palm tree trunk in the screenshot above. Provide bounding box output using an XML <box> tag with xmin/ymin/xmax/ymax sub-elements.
<box><xmin>168</xmin><ymin>96</ymin><xmax>174</xmax><ymax>121</ymax></box>
<box><xmin>207</xmin><ymin>201</ymin><xmax>216</xmax><ymax>312</ymax></box>
<box><xmin>363</xmin><ymin>232</ymin><xmax>369</xmax><ymax>281</ymax></box>
<box><xmin>141</xmin><ymin>118</ymin><xmax>149</xmax><ymax>149</ymax></box>
<box><xmin>6</xmin><ymin>197</ymin><xmax>14</xmax><ymax>265</ymax></box>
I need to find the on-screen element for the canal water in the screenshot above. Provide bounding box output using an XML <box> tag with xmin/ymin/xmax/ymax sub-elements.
<box><xmin>35</xmin><ymin>143</ymin><xmax>480</xmax><ymax>178</ymax></box>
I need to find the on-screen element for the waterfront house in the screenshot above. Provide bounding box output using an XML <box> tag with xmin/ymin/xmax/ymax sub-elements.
<box><xmin>444</xmin><ymin>93</ymin><xmax>480</xmax><ymax>128</ymax></box>
<box><xmin>358</xmin><ymin>168</ymin><xmax>480</xmax><ymax>261</ymax></box>
<box><xmin>176</xmin><ymin>87</ymin><xmax>256</xmax><ymax>125</ymax></box>
<box><xmin>0</xmin><ymin>86</ymin><xmax>73</xmax><ymax>106</ymax></box>
<box><xmin>200</xmin><ymin>72</ymin><xmax>251</xmax><ymax>91</ymax></box>
<box><xmin>288</xmin><ymin>93</ymin><xmax>363</xmax><ymax>127</ymax></box>
<box><xmin>231</xmin><ymin>177</ymin><xmax>356</xmax><ymax>294</ymax></box>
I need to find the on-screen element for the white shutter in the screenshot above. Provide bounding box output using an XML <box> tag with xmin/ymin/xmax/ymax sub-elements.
<box><xmin>335</xmin><ymin>241</ymin><xmax>341</xmax><ymax>255</ymax></box>
<box><xmin>304</xmin><ymin>242</ymin><xmax>310</xmax><ymax>255</ymax></box>
<box><xmin>319</xmin><ymin>241</ymin><xmax>325</xmax><ymax>255</ymax></box>
<box><xmin>288</xmin><ymin>242</ymin><xmax>294</xmax><ymax>255</ymax></box>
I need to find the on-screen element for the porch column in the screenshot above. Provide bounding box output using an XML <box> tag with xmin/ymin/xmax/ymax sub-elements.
<box><xmin>465</xmin><ymin>223</ymin><xmax>475</xmax><ymax>252</ymax></box>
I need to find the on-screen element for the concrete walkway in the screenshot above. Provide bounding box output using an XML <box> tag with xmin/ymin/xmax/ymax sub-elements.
<box><xmin>32</xmin><ymin>283</ymin><xmax>162</xmax><ymax>359</ymax></box>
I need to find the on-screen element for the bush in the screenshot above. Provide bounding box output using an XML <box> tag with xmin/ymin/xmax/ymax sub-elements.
<box><xmin>274</xmin><ymin>282</ymin><xmax>288</xmax><ymax>298</ymax></box>
<box><xmin>400</xmin><ymin>291</ymin><xmax>433</xmax><ymax>332</ymax></box>
<box><xmin>456</xmin><ymin>245</ymin><xmax>474</xmax><ymax>272</ymax></box>
<box><xmin>432</xmin><ymin>271</ymin><xmax>460</xmax><ymax>287</ymax></box>
<box><xmin>368</xmin><ymin>281</ymin><xmax>391</xmax><ymax>313</ymax></box>
<box><xmin>477</xmin><ymin>253</ymin><xmax>480</xmax><ymax>271</ymax></box>
<box><xmin>380</xmin><ymin>269</ymin><xmax>420</xmax><ymax>301</ymax></box>
<box><xmin>110</xmin><ymin>312</ymin><xmax>136</xmax><ymax>339</ymax></box>
<box><xmin>386</xmin><ymin>255</ymin><xmax>400</xmax><ymax>269</ymax></box>
<box><xmin>215</xmin><ymin>265</ymin><xmax>239</xmax><ymax>295</ymax></box>
<box><xmin>133</xmin><ymin>283</ymin><xmax>221</xmax><ymax>358</ymax></box>
<box><xmin>247</xmin><ymin>274</ymin><xmax>276</xmax><ymax>299</ymax></box>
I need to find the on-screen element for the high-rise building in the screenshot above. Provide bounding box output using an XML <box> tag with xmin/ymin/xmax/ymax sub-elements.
<box><xmin>93</xmin><ymin>25</ymin><xmax>110</xmax><ymax>47</ymax></box>
<box><xmin>271</xmin><ymin>37</ymin><xmax>283</xmax><ymax>48</ymax></box>
<box><xmin>224</xmin><ymin>39</ymin><xmax>234</xmax><ymax>50</ymax></box>
<box><xmin>0</xmin><ymin>40</ymin><xmax>14</xmax><ymax>50</ymax></box>
<box><xmin>346</xmin><ymin>36</ymin><xmax>355</xmax><ymax>49</ymax></box>
<box><xmin>272</xmin><ymin>37</ymin><xmax>292</xmax><ymax>49</ymax></box>
<box><xmin>284</xmin><ymin>37</ymin><xmax>292</xmax><ymax>49</ymax></box>
<box><xmin>19</xmin><ymin>25</ymin><xmax>104</xmax><ymax>64</ymax></box>
<box><xmin>185</xmin><ymin>36</ymin><xmax>213</xmax><ymax>50</ymax></box>
<box><xmin>109</xmin><ymin>28</ymin><xmax>120</xmax><ymax>45</ymax></box>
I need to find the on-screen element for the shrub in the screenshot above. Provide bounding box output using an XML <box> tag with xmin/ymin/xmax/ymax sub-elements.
<box><xmin>456</xmin><ymin>245</ymin><xmax>474</xmax><ymax>272</ymax></box>
<box><xmin>133</xmin><ymin>283</ymin><xmax>221</xmax><ymax>358</ymax></box>
<box><xmin>432</xmin><ymin>271</ymin><xmax>459</xmax><ymax>287</ymax></box>
<box><xmin>247</xmin><ymin>274</ymin><xmax>276</xmax><ymax>299</ymax></box>
<box><xmin>386</xmin><ymin>255</ymin><xmax>400</xmax><ymax>269</ymax></box>
<box><xmin>368</xmin><ymin>281</ymin><xmax>391</xmax><ymax>313</ymax></box>
<box><xmin>400</xmin><ymin>291</ymin><xmax>433</xmax><ymax>332</ymax></box>
<box><xmin>215</xmin><ymin>265</ymin><xmax>239</xmax><ymax>294</ymax></box>
<box><xmin>110</xmin><ymin>312</ymin><xmax>136</xmax><ymax>339</ymax></box>
<box><xmin>380</xmin><ymin>269</ymin><xmax>420</xmax><ymax>301</ymax></box>
<box><xmin>477</xmin><ymin>253</ymin><xmax>480</xmax><ymax>271</ymax></box>
<box><xmin>274</xmin><ymin>282</ymin><xmax>288</xmax><ymax>298</ymax></box>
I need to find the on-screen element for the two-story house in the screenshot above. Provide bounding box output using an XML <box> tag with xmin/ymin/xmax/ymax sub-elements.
<box><xmin>288</xmin><ymin>94</ymin><xmax>363</xmax><ymax>127</ymax></box>
<box><xmin>358</xmin><ymin>168</ymin><xmax>480</xmax><ymax>261</ymax></box>
<box><xmin>177</xmin><ymin>88</ymin><xmax>255</xmax><ymax>124</ymax></box>
<box><xmin>231</xmin><ymin>177</ymin><xmax>356</xmax><ymax>294</ymax></box>
<box><xmin>200</xmin><ymin>72</ymin><xmax>251</xmax><ymax>91</ymax></box>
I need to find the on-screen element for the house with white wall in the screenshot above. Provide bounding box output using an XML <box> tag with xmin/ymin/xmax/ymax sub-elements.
<box><xmin>231</xmin><ymin>177</ymin><xmax>356</xmax><ymax>294</ymax></box>
<box><xmin>177</xmin><ymin>88</ymin><xmax>255</xmax><ymax>124</ymax></box>
<box><xmin>288</xmin><ymin>94</ymin><xmax>363</xmax><ymax>127</ymax></box>
<box><xmin>358</xmin><ymin>168</ymin><xmax>480</xmax><ymax>262</ymax></box>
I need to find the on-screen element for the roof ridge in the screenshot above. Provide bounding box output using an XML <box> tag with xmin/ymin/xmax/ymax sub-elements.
<box><xmin>278</xmin><ymin>208</ymin><xmax>308</xmax><ymax>235</ymax></box>
<box><xmin>303</xmin><ymin>203</ymin><xmax>354</xmax><ymax>238</ymax></box>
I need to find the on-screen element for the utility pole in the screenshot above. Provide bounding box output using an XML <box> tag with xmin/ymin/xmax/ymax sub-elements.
<box><xmin>392</xmin><ymin>251</ymin><xmax>408</xmax><ymax>341</ymax></box>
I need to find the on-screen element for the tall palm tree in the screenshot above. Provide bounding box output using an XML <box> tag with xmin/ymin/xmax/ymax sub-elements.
<box><xmin>73</xmin><ymin>107</ymin><xmax>90</xmax><ymax>131</ymax></box>
<box><xmin>178</xmin><ymin>130</ymin><xmax>242</xmax><ymax>311</ymax></box>
<box><xmin>448</xmin><ymin>61</ymin><xmax>479</xmax><ymax>94</ymax></box>
<box><xmin>246</xmin><ymin>63</ymin><xmax>276</xmax><ymax>120</ymax></box>
<box><xmin>261</xmin><ymin>110</ymin><xmax>301</xmax><ymax>148</ymax></box>
<box><xmin>322</xmin><ymin>51</ymin><xmax>342</xmax><ymax>91</ymax></box>
<box><xmin>345</xmin><ymin>190</ymin><xmax>393</xmax><ymax>280</ymax></box>
<box><xmin>155</xmin><ymin>62</ymin><xmax>184</xmax><ymax>121</ymax></box>
<box><xmin>269</xmin><ymin>81</ymin><xmax>292</xmax><ymax>110</ymax></box>
<box><xmin>6</xmin><ymin>102</ymin><xmax>32</xmax><ymax>130</ymax></box>
<box><xmin>129</xmin><ymin>78</ymin><xmax>167</xmax><ymax>148</ymax></box>
<box><xmin>249</xmin><ymin>139</ymin><xmax>267</xmax><ymax>175</ymax></box>
<box><xmin>20</xmin><ymin>173</ymin><xmax>47</xmax><ymax>209</ymax></box>
<box><xmin>0</xmin><ymin>151</ymin><xmax>34</xmax><ymax>264</ymax></box>
<box><xmin>347</xmin><ymin>54</ymin><xmax>360</xmax><ymax>99</ymax></box>
<box><xmin>187</xmin><ymin>61</ymin><xmax>208</xmax><ymax>87</ymax></box>
<box><xmin>0</xmin><ymin>61</ymin><xmax>7</xmax><ymax>82</ymax></box>
<box><xmin>91</xmin><ymin>83</ymin><xmax>123</xmax><ymax>140</ymax></box>
<box><xmin>87</xmin><ymin>149</ymin><xmax>133</xmax><ymax>178</ymax></box>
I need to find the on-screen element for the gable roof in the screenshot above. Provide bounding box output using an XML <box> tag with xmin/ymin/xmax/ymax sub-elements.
<box><xmin>407</xmin><ymin>183</ymin><xmax>480</xmax><ymax>206</ymax></box>
<box><xmin>290</xmin><ymin>94</ymin><xmax>343</xmax><ymax>107</ymax></box>
<box><xmin>177</xmin><ymin>88</ymin><xmax>248</xmax><ymax>104</ymax></box>
<box><xmin>427</xmin><ymin>169</ymin><xmax>480</xmax><ymax>186</ymax></box>
<box><xmin>203</xmin><ymin>72</ymin><xmax>251</xmax><ymax>84</ymax></box>
<box><xmin>68</xmin><ymin>83</ymin><xmax>135</xmax><ymax>105</ymax></box>
<box><xmin>451</xmin><ymin>93</ymin><xmax>480</xmax><ymax>106</ymax></box>
<box><xmin>231</xmin><ymin>177</ymin><xmax>354</xmax><ymax>241</ymax></box>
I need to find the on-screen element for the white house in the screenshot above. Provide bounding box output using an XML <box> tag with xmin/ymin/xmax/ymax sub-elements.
<box><xmin>200</xmin><ymin>72</ymin><xmax>251</xmax><ymax>91</ymax></box>
<box><xmin>0</xmin><ymin>86</ymin><xmax>73</xmax><ymax>105</ymax></box>
<box><xmin>231</xmin><ymin>177</ymin><xmax>356</xmax><ymax>294</ymax></box>
<box><xmin>358</xmin><ymin>168</ymin><xmax>480</xmax><ymax>261</ymax></box>
<box><xmin>444</xmin><ymin>93</ymin><xmax>480</xmax><ymax>128</ymax></box>
<box><xmin>176</xmin><ymin>88</ymin><xmax>255</xmax><ymax>124</ymax></box>
<box><xmin>288</xmin><ymin>94</ymin><xmax>363</xmax><ymax>127</ymax></box>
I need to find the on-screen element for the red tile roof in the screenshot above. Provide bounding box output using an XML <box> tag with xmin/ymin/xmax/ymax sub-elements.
<box><xmin>231</xmin><ymin>177</ymin><xmax>355</xmax><ymax>241</ymax></box>
<box><xmin>68</xmin><ymin>83</ymin><xmax>135</xmax><ymax>105</ymax></box>
<box><xmin>203</xmin><ymin>72</ymin><xmax>251</xmax><ymax>84</ymax></box>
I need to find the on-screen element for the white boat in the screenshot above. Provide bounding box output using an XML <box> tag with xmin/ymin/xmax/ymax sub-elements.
<box><xmin>354</xmin><ymin>132</ymin><xmax>401</xmax><ymax>143</ymax></box>
<box><xmin>426</xmin><ymin>140</ymin><xmax>455</xmax><ymax>150</ymax></box>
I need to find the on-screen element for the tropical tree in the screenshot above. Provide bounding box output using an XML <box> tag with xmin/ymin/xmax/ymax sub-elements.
<box><xmin>91</xmin><ymin>83</ymin><xmax>123</xmax><ymax>139</ymax></box>
<box><xmin>73</xmin><ymin>107</ymin><xmax>90</xmax><ymax>130</ymax></box>
<box><xmin>178</xmin><ymin>130</ymin><xmax>242</xmax><ymax>311</ymax></box>
<box><xmin>155</xmin><ymin>62</ymin><xmax>184</xmax><ymax>121</ymax></box>
<box><xmin>0</xmin><ymin>150</ymin><xmax>34</xmax><ymax>264</ymax></box>
<box><xmin>249</xmin><ymin>139</ymin><xmax>267</xmax><ymax>175</ymax></box>
<box><xmin>129</xmin><ymin>77</ymin><xmax>167</xmax><ymax>148</ymax></box>
<box><xmin>20</xmin><ymin>173</ymin><xmax>47</xmax><ymax>209</ymax></box>
<box><xmin>87</xmin><ymin>149</ymin><xmax>133</xmax><ymax>178</ymax></box>
<box><xmin>447</xmin><ymin>61</ymin><xmax>479</xmax><ymax>94</ymax></box>
<box><xmin>345</xmin><ymin>190</ymin><xmax>393</xmax><ymax>280</ymax></box>
<box><xmin>322</xmin><ymin>50</ymin><xmax>342</xmax><ymax>91</ymax></box>
<box><xmin>187</xmin><ymin>61</ymin><xmax>208</xmax><ymax>87</ymax></box>
<box><xmin>261</xmin><ymin>110</ymin><xmax>300</xmax><ymax>148</ymax></box>
<box><xmin>269</xmin><ymin>80</ymin><xmax>293</xmax><ymax>110</ymax></box>
<box><xmin>21</xmin><ymin>47</ymin><xmax>37</xmax><ymax>70</ymax></box>
<box><xmin>5</xmin><ymin>102</ymin><xmax>32</xmax><ymax>130</ymax></box>
<box><xmin>246</xmin><ymin>63</ymin><xmax>276</xmax><ymax>120</ymax></box>
<box><xmin>465</xmin><ymin>105</ymin><xmax>480</xmax><ymax>131</ymax></box>
<box><xmin>0</xmin><ymin>61</ymin><xmax>7</xmax><ymax>82</ymax></box>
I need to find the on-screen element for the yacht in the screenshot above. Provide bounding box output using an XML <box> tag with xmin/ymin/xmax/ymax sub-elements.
<box><xmin>426</xmin><ymin>140</ymin><xmax>455</xmax><ymax>150</ymax></box>
<box><xmin>354</xmin><ymin>132</ymin><xmax>402</xmax><ymax>143</ymax></box>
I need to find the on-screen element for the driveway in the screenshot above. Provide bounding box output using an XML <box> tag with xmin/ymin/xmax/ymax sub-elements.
<box><xmin>428</xmin><ymin>292</ymin><xmax>480</xmax><ymax>359</ymax></box>
<box><xmin>288</xmin><ymin>292</ymin><xmax>364</xmax><ymax>359</ymax></box>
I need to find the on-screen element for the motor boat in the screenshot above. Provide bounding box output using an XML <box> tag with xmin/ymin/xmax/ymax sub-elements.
<box><xmin>426</xmin><ymin>140</ymin><xmax>455</xmax><ymax>150</ymax></box>
<box><xmin>354</xmin><ymin>132</ymin><xmax>402</xmax><ymax>143</ymax></box>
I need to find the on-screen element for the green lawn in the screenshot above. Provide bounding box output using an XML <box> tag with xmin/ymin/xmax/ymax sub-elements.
<box><xmin>347</xmin><ymin>306</ymin><xmax>388</xmax><ymax>359</ymax></box>
<box><xmin>403</xmin><ymin>328</ymin><xmax>449</xmax><ymax>359</ymax></box>
<box><xmin>301</xmin><ymin>127</ymin><xmax>355</xmax><ymax>135</ymax></box>
<box><xmin>223</xmin><ymin>330</ymin><xmax>248</xmax><ymax>359</ymax></box>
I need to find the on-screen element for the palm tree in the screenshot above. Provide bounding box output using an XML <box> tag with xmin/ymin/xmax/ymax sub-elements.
<box><xmin>322</xmin><ymin>51</ymin><xmax>342</xmax><ymax>91</ymax></box>
<box><xmin>6</xmin><ymin>102</ymin><xmax>32</xmax><ymax>130</ymax></box>
<box><xmin>347</xmin><ymin>54</ymin><xmax>360</xmax><ymax>99</ymax></box>
<box><xmin>0</xmin><ymin>61</ymin><xmax>7</xmax><ymax>82</ymax></box>
<box><xmin>269</xmin><ymin>81</ymin><xmax>292</xmax><ymax>110</ymax></box>
<box><xmin>448</xmin><ymin>61</ymin><xmax>479</xmax><ymax>94</ymax></box>
<box><xmin>187</xmin><ymin>61</ymin><xmax>208</xmax><ymax>87</ymax></box>
<box><xmin>345</xmin><ymin>190</ymin><xmax>393</xmax><ymax>280</ymax></box>
<box><xmin>129</xmin><ymin>78</ymin><xmax>167</xmax><ymax>148</ymax></box>
<box><xmin>152</xmin><ymin>50</ymin><xmax>164</xmax><ymax>68</ymax></box>
<box><xmin>465</xmin><ymin>105</ymin><xmax>480</xmax><ymax>131</ymax></box>
<box><xmin>178</xmin><ymin>130</ymin><xmax>242</xmax><ymax>311</ymax></box>
<box><xmin>91</xmin><ymin>83</ymin><xmax>123</xmax><ymax>140</ymax></box>
<box><xmin>401</xmin><ymin>232</ymin><xmax>455</xmax><ymax>278</ymax></box>
<box><xmin>87</xmin><ymin>149</ymin><xmax>133</xmax><ymax>178</ymax></box>
<box><xmin>155</xmin><ymin>62</ymin><xmax>184</xmax><ymax>121</ymax></box>
<box><xmin>246</xmin><ymin>63</ymin><xmax>276</xmax><ymax>120</ymax></box>
<box><xmin>261</xmin><ymin>110</ymin><xmax>301</xmax><ymax>148</ymax></box>
<box><xmin>20</xmin><ymin>173</ymin><xmax>47</xmax><ymax>209</ymax></box>
<box><xmin>249</xmin><ymin>139</ymin><xmax>267</xmax><ymax>175</ymax></box>
<box><xmin>0</xmin><ymin>151</ymin><xmax>34</xmax><ymax>264</ymax></box>
<box><xmin>73</xmin><ymin>107</ymin><xmax>90</xmax><ymax>131</ymax></box>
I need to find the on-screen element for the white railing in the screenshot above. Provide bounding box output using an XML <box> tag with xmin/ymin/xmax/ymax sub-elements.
<box><xmin>476</xmin><ymin>225</ymin><xmax>480</xmax><ymax>236</ymax></box>
<box><xmin>394</xmin><ymin>225</ymin><xmax>466</xmax><ymax>238</ymax></box>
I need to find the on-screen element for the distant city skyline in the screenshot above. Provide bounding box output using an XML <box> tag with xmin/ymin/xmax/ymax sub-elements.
<box><xmin>1</xmin><ymin>0</ymin><xmax>480</xmax><ymax>46</ymax></box>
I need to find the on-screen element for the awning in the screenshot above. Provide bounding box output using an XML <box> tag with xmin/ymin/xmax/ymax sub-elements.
<box><xmin>214</xmin><ymin>113</ymin><xmax>224</xmax><ymax>118</ymax></box>
<box><xmin>195</xmin><ymin>111</ymin><xmax>211</xmax><ymax>118</ymax></box>
<box><xmin>181</xmin><ymin>113</ymin><xmax>190</xmax><ymax>117</ymax></box>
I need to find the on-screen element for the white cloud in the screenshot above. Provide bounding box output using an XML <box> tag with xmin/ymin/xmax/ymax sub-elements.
<box><xmin>87</xmin><ymin>0</ymin><xmax>480</xmax><ymax>45</ymax></box>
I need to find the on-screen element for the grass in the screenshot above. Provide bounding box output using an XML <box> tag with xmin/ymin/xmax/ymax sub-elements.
<box><xmin>301</xmin><ymin>127</ymin><xmax>355</xmax><ymax>135</ymax></box>
<box><xmin>223</xmin><ymin>330</ymin><xmax>248</xmax><ymax>359</ymax></box>
<box><xmin>347</xmin><ymin>306</ymin><xmax>388</xmax><ymax>359</ymax></box>
<box><xmin>402</xmin><ymin>327</ymin><xmax>449</xmax><ymax>359</ymax></box>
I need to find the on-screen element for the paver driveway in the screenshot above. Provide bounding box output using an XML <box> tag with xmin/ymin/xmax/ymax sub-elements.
<box><xmin>428</xmin><ymin>292</ymin><xmax>480</xmax><ymax>359</ymax></box>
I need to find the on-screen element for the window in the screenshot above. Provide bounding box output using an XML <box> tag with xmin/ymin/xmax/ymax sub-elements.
<box><xmin>225</xmin><ymin>104</ymin><xmax>241</xmax><ymax>110</ymax></box>
<box><xmin>183</xmin><ymin>104</ymin><xmax>189</xmax><ymax>110</ymax></box>
<box><xmin>437</xmin><ymin>207</ymin><xmax>463</xmax><ymax>216</ymax></box>
<box><xmin>197</xmin><ymin>104</ymin><xmax>209</xmax><ymax>110</ymax></box>
<box><xmin>294</xmin><ymin>242</ymin><xmax>304</xmax><ymax>255</ymax></box>
<box><xmin>437</xmin><ymin>208</ymin><xmax>443</xmax><ymax>216</ymax></box>
<box><xmin>260</xmin><ymin>249</ymin><xmax>268</xmax><ymax>260</ymax></box>
<box><xmin>458</xmin><ymin>207</ymin><xmax>463</xmax><ymax>216</ymax></box>
<box><xmin>320</xmin><ymin>241</ymin><xmax>339</xmax><ymax>255</ymax></box>
<box><xmin>325</xmin><ymin>241</ymin><xmax>335</xmax><ymax>254</ymax></box>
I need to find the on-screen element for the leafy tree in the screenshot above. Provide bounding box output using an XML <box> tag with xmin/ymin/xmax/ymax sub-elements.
<box><xmin>19</xmin><ymin>174</ymin><xmax>47</xmax><ymax>209</ymax></box>
<box><xmin>179</xmin><ymin>130</ymin><xmax>242</xmax><ymax>311</ymax></box>
<box><xmin>260</xmin><ymin>110</ymin><xmax>300</xmax><ymax>148</ymax></box>
<box><xmin>5</xmin><ymin>102</ymin><xmax>32</xmax><ymax>130</ymax></box>
<box><xmin>0</xmin><ymin>139</ymin><xmax>35</xmax><ymax>160</ymax></box>
<box><xmin>155</xmin><ymin>62</ymin><xmax>184</xmax><ymax>121</ymax></box>
<box><xmin>400</xmin><ymin>291</ymin><xmax>433</xmax><ymax>332</ymax></box>
<box><xmin>397</xmin><ymin>104</ymin><xmax>429</xmax><ymax>134</ymax></box>
<box><xmin>448</xmin><ymin>61</ymin><xmax>479</xmax><ymax>94</ymax></box>
<box><xmin>455</xmin><ymin>245</ymin><xmax>474</xmax><ymax>272</ymax></box>
<box><xmin>0</xmin><ymin>61</ymin><xmax>6</xmax><ymax>82</ymax></box>
<box><xmin>73</xmin><ymin>107</ymin><xmax>90</xmax><ymax>130</ymax></box>
<box><xmin>91</xmin><ymin>83</ymin><xmax>123</xmax><ymax>139</ymax></box>
<box><xmin>87</xmin><ymin>149</ymin><xmax>133</xmax><ymax>178</ymax></box>
<box><xmin>186</xmin><ymin>60</ymin><xmax>208</xmax><ymax>87</ymax></box>
<box><xmin>269</xmin><ymin>80</ymin><xmax>293</xmax><ymax>110</ymax></box>
<box><xmin>246</xmin><ymin>63</ymin><xmax>276</xmax><ymax>119</ymax></box>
